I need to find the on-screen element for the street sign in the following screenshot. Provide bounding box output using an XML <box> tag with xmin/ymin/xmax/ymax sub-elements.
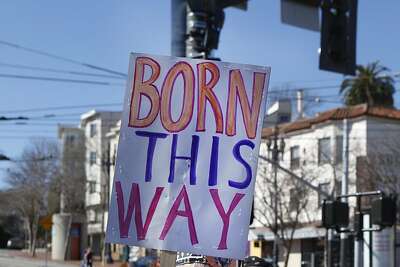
<box><xmin>105</xmin><ymin>53</ymin><xmax>270</xmax><ymax>259</ymax></box>
<box><xmin>39</xmin><ymin>215</ymin><xmax>53</xmax><ymax>231</ymax></box>
<box><xmin>281</xmin><ymin>0</ymin><xmax>320</xmax><ymax>32</ymax></box>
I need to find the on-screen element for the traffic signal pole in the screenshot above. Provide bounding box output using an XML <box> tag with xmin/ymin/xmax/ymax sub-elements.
<box><xmin>171</xmin><ymin>0</ymin><xmax>187</xmax><ymax>57</ymax></box>
<box><xmin>340</xmin><ymin>118</ymin><xmax>350</xmax><ymax>267</ymax></box>
<box><xmin>266</xmin><ymin>127</ymin><xmax>285</xmax><ymax>267</ymax></box>
<box><xmin>354</xmin><ymin>195</ymin><xmax>363</xmax><ymax>267</ymax></box>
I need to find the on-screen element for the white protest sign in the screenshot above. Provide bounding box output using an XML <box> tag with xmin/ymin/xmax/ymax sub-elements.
<box><xmin>106</xmin><ymin>53</ymin><xmax>270</xmax><ymax>259</ymax></box>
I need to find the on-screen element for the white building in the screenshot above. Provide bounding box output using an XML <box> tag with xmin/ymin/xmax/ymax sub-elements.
<box><xmin>106</xmin><ymin>120</ymin><xmax>147</xmax><ymax>262</ymax></box>
<box><xmin>80</xmin><ymin>110</ymin><xmax>121</xmax><ymax>256</ymax></box>
<box><xmin>251</xmin><ymin>104</ymin><xmax>400</xmax><ymax>267</ymax></box>
<box><xmin>52</xmin><ymin>125</ymin><xmax>87</xmax><ymax>261</ymax></box>
<box><xmin>57</xmin><ymin>124</ymin><xmax>86</xmax><ymax>213</ymax></box>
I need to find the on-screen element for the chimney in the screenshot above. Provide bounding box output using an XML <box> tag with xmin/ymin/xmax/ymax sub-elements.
<box><xmin>297</xmin><ymin>89</ymin><xmax>304</xmax><ymax>119</ymax></box>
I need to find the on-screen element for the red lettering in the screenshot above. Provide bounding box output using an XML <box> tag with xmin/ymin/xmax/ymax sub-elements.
<box><xmin>159</xmin><ymin>185</ymin><xmax>198</xmax><ymax>245</ymax></box>
<box><xmin>129</xmin><ymin>57</ymin><xmax>161</xmax><ymax>128</ymax></box>
<box><xmin>210</xmin><ymin>189</ymin><xmax>245</xmax><ymax>250</ymax></box>
<box><xmin>196</xmin><ymin>62</ymin><xmax>223</xmax><ymax>133</ymax></box>
<box><xmin>226</xmin><ymin>70</ymin><xmax>266</xmax><ymax>139</ymax></box>
<box><xmin>115</xmin><ymin>181</ymin><xmax>164</xmax><ymax>240</ymax></box>
<box><xmin>160</xmin><ymin>62</ymin><xmax>195</xmax><ymax>132</ymax></box>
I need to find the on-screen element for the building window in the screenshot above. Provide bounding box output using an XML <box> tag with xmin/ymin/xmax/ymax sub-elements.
<box><xmin>90</xmin><ymin>123</ymin><xmax>97</xmax><ymax>137</ymax></box>
<box><xmin>66</xmin><ymin>135</ymin><xmax>75</xmax><ymax>145</ymax></box>
<box><xmin>89</xmin><ymin>181</ymin><xmax>96</xmax><ymax>194</ymax></box>
<box><xmin>318</xmin><ymin>137</ymin><xmax>331</xmax><ymax>164</ymax></box>
<box><xmin>96</xmin><ymin>211</ymin><xmax>103</xmax><ymax>223</ymax></box>
<box><xmin>335</xmin><ymin>180</ymin><xmax>342</xmax><ymax>197</ymax></box>
<box><xmin>318</xmin><ymin>182</ymin><xmax>330</xmax><ymax>207</ymax></box>
<box><xmin>89</xmin><ymin>151</ymin><xmax>97</xmax><ymax>165</ymax></box>
<box><xmin>290</xmin><ymin>146</ymin><xmax>300</xmax><ymax>169</ymax></box>
<box><xmin>336</xmin><ymin>135</ymin><xmax>343</xmax><ymax>163</ymax></box>
<box><xmin>289</xmin><ymin>188</ymin><xmax>298</xmax><ymax>212</ymax></box>
<box><xmin>88</xmin><ymin>210</ymin><xmax>96</xmax><ymax>223</ymax></box>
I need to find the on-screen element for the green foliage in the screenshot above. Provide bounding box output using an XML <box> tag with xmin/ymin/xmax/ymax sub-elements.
<box><xmin>340</xmin><ymin>62</ymin><xmax>395</xmax><ymax>107</ymax></box>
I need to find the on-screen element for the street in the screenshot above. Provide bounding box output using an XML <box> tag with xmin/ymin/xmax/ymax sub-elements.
<box><xmin>0</xmin><ymin>249</ymin><xmax>78</xmax><ymax>267</ymax></box>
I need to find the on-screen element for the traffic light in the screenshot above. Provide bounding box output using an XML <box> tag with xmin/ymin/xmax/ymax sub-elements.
<box><xmin>186</xmin><ymin>0</ymin><xmax>247</xmax><ymax>59</ymax></box>
<box><xmin>322</xmin><ymin>200</ymin><xmax>349</xmax><ymax>229</ymax></box>
<box><xmin>319</xmin><ymin>0</ymin><xmax>357</xmax><ymax>75</ymax></box>
<box><xmin>371</xmin><ymin>196</ymin><xmax>397</xmax><ymax>227</ymax></box>
<box><xmin>186</xmin><ymin>0</ymin><xmax>225</xmax><ymax>59</ymax></box>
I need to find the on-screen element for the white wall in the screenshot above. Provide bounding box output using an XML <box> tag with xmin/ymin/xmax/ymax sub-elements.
<box><xmin>81</xmin><ymin>111</ymin><xmax>121</xmax><ymax>235</ymax></box>
<box><xmin>254</xmin><ymin>118</ymin><xmax>368</xmax><ymax>228</ymax></box>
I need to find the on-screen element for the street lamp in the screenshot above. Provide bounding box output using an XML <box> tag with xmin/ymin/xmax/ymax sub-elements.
<box><xmin>266</xmin><ymin>126</ymin><xmax>285</xmax><ymax>267</ymax></box>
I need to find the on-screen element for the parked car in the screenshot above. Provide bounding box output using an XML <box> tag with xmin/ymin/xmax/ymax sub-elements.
<box><xmin>243</xmin><ymin>256</ymin><xmax>272</xmax><ymax>267</ymax></box>
<box><xmin>6</xmin><ymin>237</ymin><xmax>24</xmax><ymax>249</ymax></box>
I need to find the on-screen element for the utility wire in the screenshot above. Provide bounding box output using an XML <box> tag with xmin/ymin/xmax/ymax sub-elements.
<box><xmin>0</xmin><ymin>136</ymin><xmax>56</xmax><ymax>139</ymax></box>
<box><xmin>0</xmin><ymin>73</ymin><xmax>125</xmax><ymax>86</ymax></box>
<box><xmin>0</xmin><ymin>40</ymin><xmax>127</xmax><ymax>77</ymax></box>
<box><xmin>0</xmin><ymin>129</ymin><xmax>53</xmax><ymax>133</ymax></box>
<box><xmin>0</xmin><ymin>62</ymin><xmax>125</xmax><ymax>80</ymax></box>
<box><xmin>0</xmin><ymin>103</ymin><xmax>122</xmax><ymax>114</ymax></box>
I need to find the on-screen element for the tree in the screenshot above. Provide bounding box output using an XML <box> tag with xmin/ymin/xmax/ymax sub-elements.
<box><xmin>340</xmin><ymin>61</ymin><xmax>395</xmax><ymax>107</ymax></box>
<box><xmin>356</xmin><ymin>138</ymin><xmax>400</xmax><ymax>213</ymax></box>
<box><xmin>57</xmin><ymin>135</ymin><xmax>86</xmax><ymax>214</ymax></box>
<box><xmin>255</xmin><ymin>142</ymin><xmax>345</xmax><ymax>267</ymax></box>
<box><xmin>5</xmin><ymin>138</ymin><xmax>59</xmax><ymax>256</ymax></box>
<box><xmin>255</xmin><ymin>160</ymin><xmax>319</xmax><ymax>267</ymax></box>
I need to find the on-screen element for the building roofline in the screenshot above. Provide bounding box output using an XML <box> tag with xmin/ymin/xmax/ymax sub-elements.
<box><xmin>106</xmin><ymin>120</ymin><xmax>121</xmax><ymax>138</ymax></box>
<box><xmin>262</xmin><ymin>104</ymin><xmax>400</xmax><ymax>138</ymax></box>
<box><xmin>80</xmin><ymin>110</ymin><xmax>121</xmax><ymax>125</ymax></box>
<box><xmin>57</xmin><ymin>124</ymin><xmax>82</xmax><ymax>138</ymax></box>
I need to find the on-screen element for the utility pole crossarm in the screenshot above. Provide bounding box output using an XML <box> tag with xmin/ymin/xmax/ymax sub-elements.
<box><xmin>258</xmin><ymin>155</ymin><xmax>331</xmax><ymax>199</ymax></box>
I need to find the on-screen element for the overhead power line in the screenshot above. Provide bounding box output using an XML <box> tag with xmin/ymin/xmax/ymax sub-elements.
<box><xmin>0</xmin><ymin>62</ymin><xmax>125</xmax><ymax>80</ymax></box>
<box><xmin>0</xmin><ymin>73</ymin><xmax>125</xmax><ymax>86</ymax></box>
<box><xmin>0</xmin><ymin>103</ymin><xmax>123</xmax><ymax>114</ymax></box>
<box><xmin>0</xmin><ymin>40</ymin><xmax>127</xmax><ymax>77</ymax></box>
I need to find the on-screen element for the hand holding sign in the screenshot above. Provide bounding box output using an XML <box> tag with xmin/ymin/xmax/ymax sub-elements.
<box><xmin>106</xmin><ymin>53</ymin><xmax>270</xmax><ymax>259</ymax></box>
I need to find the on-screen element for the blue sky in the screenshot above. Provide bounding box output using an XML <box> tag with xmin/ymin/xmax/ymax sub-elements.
<box><xmin>0</xmin><ymin>0</ymin><xmax>399</xmax><ymax>187</ymax></box>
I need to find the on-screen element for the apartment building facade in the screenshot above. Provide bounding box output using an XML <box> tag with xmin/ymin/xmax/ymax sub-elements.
<box><xmin>251</xmin><ymin>104</ymin><xmax>400</xmax><ymax>266</ymax></box>
<box><xmin>80</xmin><ymin>110</ymin><xmax>121</xmax><ymax>256</ymax></box>
<box><xmin>52</xmin><ymin>125</ymin><xmax>87</xmax><ymax>261</ymax></box>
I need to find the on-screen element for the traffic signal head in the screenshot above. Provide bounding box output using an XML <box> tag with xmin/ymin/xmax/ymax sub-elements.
<box><xmin>371</xmin><ymin>196</ymin><xmax>397</xmax><ymax>227</ymax></box>
<box><xmin>186</xmin><ymin>0</ymin><xmax>246</xmax><ymax>59</ymax></box>
<box><xmin>319</xmin><ymin>0</ymin><xmax>357</xmax><ymax>75</ymax></box>
<box><xmin>322</xmin><ymin>200</ymin><xmax>349</xmax><ymax>229</ymax></box>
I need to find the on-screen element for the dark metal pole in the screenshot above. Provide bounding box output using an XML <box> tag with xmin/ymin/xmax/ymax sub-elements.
<box><xmin>103</xmin><ymin>145</ymin><xmax>113</xmax><ymax>264</ymax></box>
<box><xmin>267</xmin><ymin>126</ymin><xmax>281</xmax><ymax>267</ymax></box>
<box><xmin>273</xmin><ymin>132</ymin><xmax>279</xmax><ymax>267</ymax></box>
<box><xmin>340</xmin><ymin>118</ymin><xmax>350</xmax><ymax>267</ymax></box>
<box><xmin>171</xmin><ymin>0</ymin><xmax>187</xmax><ymax>57</ymax></box>
<box><xmin>354</xmin><ymin>195</ymin><xmax>363</xmax><ymax>267</ymax></box>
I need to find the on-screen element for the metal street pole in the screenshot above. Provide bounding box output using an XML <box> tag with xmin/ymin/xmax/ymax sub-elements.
<box><xmin>340</xmin><ymin>118</ymin><xmax>350</xmax><ymax>267</ymax></box>
<box><xmin>44</xmin><ymin>230</ymin><xmax>48</xmax><ymax>267</ymax></box>
<box><xmin>272</xmin><ymin>133</ymin><xmax>279</xmax><ymax>267</ymax></box>
<box><xmin>171</xmin><ymin>0</ymin><xmax>186</xmax><ymax>57</ymax></box>
<box><xmin>267</xmin><ymin>126</ymin><xmax>284</xmax><ymax>267</ymax></box>
<box><xmin>104</xmin><ymin>146</ymin><xmax>113</xmax><ymax>264</ymax></box>
<box><xmin>354</xmin><ymin>195</ymin><xmax>363</xmax><ymax>267</ymax></box>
